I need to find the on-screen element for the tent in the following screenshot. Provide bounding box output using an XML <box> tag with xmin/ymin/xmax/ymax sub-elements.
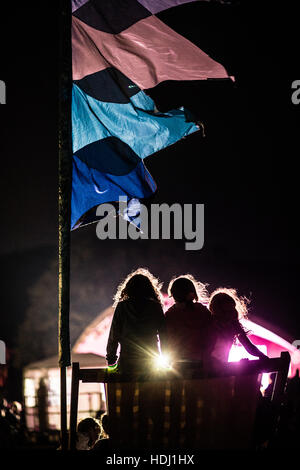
<box><xmin>23</xmin><ymin>353</ymin><xmax>106</xmax><ymax>432</ymax></box>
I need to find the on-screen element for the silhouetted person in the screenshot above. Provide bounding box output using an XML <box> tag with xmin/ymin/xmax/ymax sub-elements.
<box><xmin>95</xmin><ymin>409</ymin><xmax>106</xmax><ymax>421</ymax></box>
<box><xmin>92</xmin><ymin>413</ymin><xmax>113</xmax><ymax>452</ymax></box>
<box><xmin>37</xmin><ymin>378</ymin><xmax>48</xmax><ymax>433</ymax></box>
<box><xmin>264</xmin><ymin>373</ymin><xmax>277</xmax><ymax>399</ymax></box>
<box><xmin>76</xmin><ymin>417</ymin><xmax>101</xmax><ymax>450</ymax></box>
<box><xmin>0</xmin><ymin>397</ymin><xmax>14</xmax><ymax>449</ymax></box>
<box><xmin>208</xmin><ymin>289</ymin><xmax>268</xmax><ymax>363</ymax></box>
<box><xmin>106</xmin><ymin>268</ymin><xmax>166</xmax><ymax>373</ymax></box>
<box><xmin>165</xmin><ymin>275</ymin><xmax>212</xmax><ymax>364</ymax></box>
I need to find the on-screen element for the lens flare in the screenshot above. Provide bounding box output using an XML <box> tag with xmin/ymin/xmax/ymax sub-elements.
<box><xmin>154</xmin><ymin>354</ymin><xmax>171</xmax><ymax>370</ymax></box>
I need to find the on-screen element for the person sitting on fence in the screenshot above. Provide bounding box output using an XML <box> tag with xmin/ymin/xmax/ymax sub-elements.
<box><xmin>164</xmin><ymin>274</ymin><xmax>213</xmax><ymax>365</ymax></box>
<box><xmin>106</xmin><ymin>268</ymin><xmax>166</xmax><ymax>373</ymax></box>
<box><xmin>76</xmin><ymin>417</ymin><xmax>101</xmax><ymax>450</ymax></box>
<box><xmin>208</xmin><ymin>288</ymin><xmax>268</xmax><ymax>364</ymax></box>
<box><xmin>92</xmin><ymin>413</ymin><xmax>113</xmax><ymax>452</ymax></box>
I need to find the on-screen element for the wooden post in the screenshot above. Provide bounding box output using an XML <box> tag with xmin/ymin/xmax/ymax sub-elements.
<box><xmin>59</xmin><ymin>366</ymin><xmax>68</xmax><ymax>450</ymax></box>
<box><xmin>271</xmin><ymin>351</ymin><xmax>290</xmax><ymax>405</ymax></box>
<box><xmin>58</xmin><ymin>0</ymin><xmax>72</xmax><ymax>451</ymax></box>
<box><xmin>69</xmin><ymin>363</ymin><xmax>80</xmax><ymax>451</ymax></box>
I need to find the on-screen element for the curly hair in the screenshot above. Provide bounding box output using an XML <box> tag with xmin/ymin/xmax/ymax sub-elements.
<box><xmin>113</xmin><ymin>268</ymin><xmax>163</xmax><ymax>307</ymax></box>
<box><xmin>77</xmin><ymin>417</ymin><xmax>100</xmax><ymax>435</ymax></box>
<box><xmin>100</xmin><ymin>413</ymin><xmax>110</xmax><ymax>438</ymax></box>
<box><xmin>209</xmin><ymin>287</ymin><xmax>249</xmax><ymax>320</ymax></box>
<box><xmin>167</xmin><ymin>274</ymin><xmax>209</xmax><ymax>305</ymax></box>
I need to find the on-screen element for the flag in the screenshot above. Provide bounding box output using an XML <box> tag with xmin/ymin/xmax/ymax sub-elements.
<box><xmin>71</xmin><ymin>0</ymin><xmax>229</xmax><ymax>229</ymax></box>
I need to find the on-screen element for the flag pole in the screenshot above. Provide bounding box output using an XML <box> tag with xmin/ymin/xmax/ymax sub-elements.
<box><xmin>58</xmin><ymin>0</ymin><xmax>72</xmax><ymax>451</ymax></box>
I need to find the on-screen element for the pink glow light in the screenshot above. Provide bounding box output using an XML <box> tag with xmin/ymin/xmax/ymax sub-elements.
<box><xmin>228</xmin><ymin>344</ymin><xmax>270</xmax><ymax>392</ymax></box>
<box><xmin>228</xmin><ymin>344</ymin><xmax>267</xmax><ymax>363</ymax></box>
<box><xmin>73</xmin><ymin>295</ymin><xmax>300</xmax><ymax>377</ymax></box>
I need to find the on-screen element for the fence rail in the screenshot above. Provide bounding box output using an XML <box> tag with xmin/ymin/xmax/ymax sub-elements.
<box><xmin>69</xmin><ymin>352</ymin><xmax>290</xmax><ymax>450</ymax></box>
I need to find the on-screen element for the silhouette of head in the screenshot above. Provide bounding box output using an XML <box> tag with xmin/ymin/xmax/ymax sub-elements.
<box><xmin>209</xmin><ymin>292</ymin><xmax>238</xmax><ymax>322</ymax></box>
<box><xmin>114</xmin><ymin>268</ymin><xmax>162</xmax><ymax>305</ymax></box>
<box><xmin>77</xmin><ymin>417</ymin><xmax>101</xmax><ymax>449</ymax></box>
<box><xmin>168</xmin><ymin>274</ymin><xmax>208</xmax><ymax>304</ymax></box>
<box><xmin>209</xmin><ymin>288</ymin><xmax>249</xmax><ymax>323</ymax></box>
<box><xmin>100</xmin><ymin>413</ymin><xmax>110</xmax><ymax>438</ymax></box>
<box><xmin>169</xmin><ymin>277</ymin><xmax>197</xmax><ymax>303</ymax></box>
<box><xmin>125</xmin><ymin>274</ymin><xmax>156</xmax><ymax>299</ymax></box>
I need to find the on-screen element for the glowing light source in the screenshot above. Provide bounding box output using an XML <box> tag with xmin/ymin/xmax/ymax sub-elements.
<box><xmin>107</xmin><ymin>363</ymin><xmax>118</xmax><ymax>372</ymax></box>
<box><xmin>74</xmin><ymin>295</ymin><xmax>300</xmax><ymax>377</ymax></box>
<box><xmin>154</xmin><ymin>354</ymin><xmax>172</xmax><ymax>370</ymax></box>
<box><xmin>228</xmin><ymin>344</ymin><xmax>267</xmax><ymax>362</ymax></box>
<box><xmin>228</xmin><ymin>344</ymin><xmax>270</xmax><ymax>393</ymax></box>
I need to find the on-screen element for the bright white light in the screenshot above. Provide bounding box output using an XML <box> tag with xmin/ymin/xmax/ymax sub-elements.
<box><xmin>24</xmin><ymin>378</ymin><xmax>36</xmax><ymax>407</ymax></box>
<box><xmin>260</xmin><ymin>373</ymin><xmax>271</xmax><ymax>393</ymax></box>
<box><xmin>228</xmin><ymin>344</ymin><xmax>267</xmax><ymax>362</ymax></box>
<box><xmin>49</xmin><ymin>377</ymin><xmax>60</xmax><ymax>406</ymax></box>
<box><xmin>228</xmin><ymin>344</ymin><xmax>270</xmax><ymax>393</ymax></box>
<box><xmin>154</xmin><ymin>354</ymin><xmax>171</xmax><ymax>370</ymax></box>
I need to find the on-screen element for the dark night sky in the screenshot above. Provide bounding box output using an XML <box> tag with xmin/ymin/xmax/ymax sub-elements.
<box><xmin>0</xmin><ymin>1</ymin><xmax>299</xmax><ymax>352</ymax></box>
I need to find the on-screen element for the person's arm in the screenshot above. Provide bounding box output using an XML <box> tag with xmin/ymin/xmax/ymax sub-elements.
<box><xmin>106</xmin><ymin>303</ymin><xmax>122</xmax><ymax>366</ymax></box>
<box><xmin>237</xmin><ymin>327</ymin><xmax>268</xmax><ymax>359</ymax></box>
<box><xmin>156</xmin><ymin>304</ymin><xmax>168</xmax><ymax>355</ymax></box>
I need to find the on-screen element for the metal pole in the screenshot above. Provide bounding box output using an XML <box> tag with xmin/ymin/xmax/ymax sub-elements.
<box><xmin>58</xmin><ymin>0</ymin><xmax>72</xmax><ymax>451</ymax></box>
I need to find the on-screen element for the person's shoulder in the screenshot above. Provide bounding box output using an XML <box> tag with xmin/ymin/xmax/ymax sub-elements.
<box><xmin>164</xmin><ymin>303</ymin><xmax>177</xmax><ymax>316</ymax></box>
<box><xmin>116</xmin><ymin>299</ymin><xmax>132</xmax><ymax>309</ymax></box>
<box><xmin>114</xmin><ymin>300</ymin><xmax>126</xmax><ymax>312</ymax></box>
<box><xmin>233</xmin><ymin>319</ymin><xmax>246</xmax><ymax>334</ymax></box>
<box><xmin>194</xmin><ymin>302</ymin><xmax>209</xmax><ymax>310</ymax></box>
<box><xmin>194</xmin><ymin>302</ymin><xmax>211</xmax><ymax>315</ymax></box>
<box><xmin>146</xmin><ymin>297</ymin><xmax>163</xmax><ymax>307</ymax></box>
<box><xmin>131</xmin><ymin>297</ymin><xmax>164</xmax><ymax>315</ymax></box>
<box><xmin>92</xmin><ymin>438</ymin><xmax>112</xmax><ymax>451</ymax></box>
<box><xmin>113</xmin><ymin>300</ymin><xmax>130</xmax><ymax>318</ymax></box>
<box><xmin>147</xmin><ymin>297</ymin><xmax>161</xmax><ymax>304</ymax></box>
